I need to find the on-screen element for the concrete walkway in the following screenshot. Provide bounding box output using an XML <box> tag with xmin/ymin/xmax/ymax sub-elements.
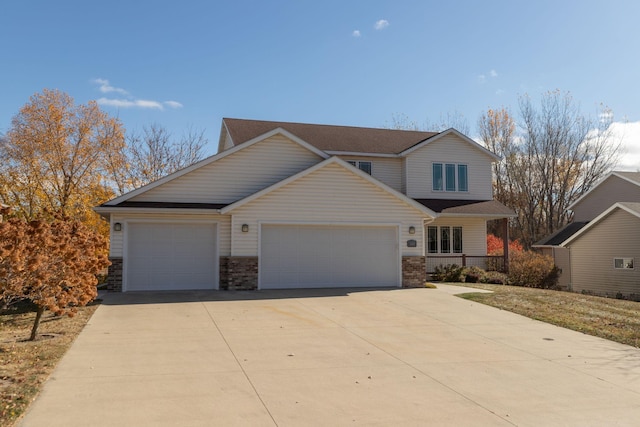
<box><xmin>19</xmin><ymin>285</ymin><xmax>640</xmax><ymax>426</ymax></box>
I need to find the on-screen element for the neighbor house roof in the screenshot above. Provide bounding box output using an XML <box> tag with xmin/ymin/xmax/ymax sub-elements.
<box><xmin>568</xmin><ymin>171</ymin><xmax>640</xmax><ymax>210</ymax></box>
<box><xmin>223</xmin><ymin>118</ymin><xmax>438</xmax><ymax>155</ymax></box>
<box><xmin>413</xmin><ymin>199</ymin><xmax>516</xmax><ymax>217</ymax></box>
<box><xmin>615</xmin><ymin>171</ymin><xmax>640</xmax><ymax>185</ymax></box>
<box><xmin>561</xmin><ymin>202</ymin><xmax>640</xmax><ymax>247</ymax></box>
<box><xmin>533</xmin><ymin>221</ymin><xmax>589</xmax><ymax>247</ymax></box>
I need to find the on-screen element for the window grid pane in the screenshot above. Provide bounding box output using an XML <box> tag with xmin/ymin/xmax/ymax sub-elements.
<box><xmin>458</xmin><ymin>165</ymin><xmax>468</xmax><ymax>192</ymax></box>
<box><xmin>359</xmin><ymin>161</ymin><xmax>372</xmax><ymax>175</ymax></box>
<box><xmin>453</xmin><ymin>227</ymin><xmax>463</xmax><ymax>253</ymax></box>
<box><xmin>445</xmin><ymin>164</ymin><xmax>456</xmax><ymax>191</ymax></box>
<box><xmin>428</xmin><ymin>226</ymin><xmax>438</xmax><ymax>253</ymax></box>
<box><xmin>433</xmin><ymin>163</ymin><xmax>443</xmax><ymax>191</ymax></box>
<box><xmin>440</xmin><ymin>227</ymin><xmax>451</xmax><ymax>253</ymax></box>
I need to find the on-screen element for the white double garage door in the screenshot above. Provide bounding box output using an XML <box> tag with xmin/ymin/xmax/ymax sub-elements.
<box><xmin>126</xmin><ymin>222</ymin><xmax>400</xmax><ymax>291</ymax></box>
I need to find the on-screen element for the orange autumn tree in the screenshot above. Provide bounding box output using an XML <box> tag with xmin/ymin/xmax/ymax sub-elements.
<box><xmin>0</xmin><ymin>89</ymin><xmax>126</xmax><ymax>236</ymax></box>
<box><xmin>0</xmin><ymin>216</ymin><xmax>110</xmax><ymax>341</ymax></box>
<box><xmin>487</xmin><ymin>234</ymin><xmax>523</xmax><ymax>256</ymax></box>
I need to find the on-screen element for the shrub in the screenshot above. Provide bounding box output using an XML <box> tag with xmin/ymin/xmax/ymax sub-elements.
<box><xmin>432</xmin><ymin>264</ymin><xmax>464</xmax><ymax>282</ymax></box>
<box><xmin>481</xmin><ymin>270</ymin><xmax>508</xmax><ymax>285</ymax></box>
<box><xmin>507</xmin><ymin>251</ymin><xmax>559</xmax><ymax>289</ymax></box>
<box><xmin>462</xmin><ymin>266</ymin><xmax>484</xmax><ymax>283</ymax></box>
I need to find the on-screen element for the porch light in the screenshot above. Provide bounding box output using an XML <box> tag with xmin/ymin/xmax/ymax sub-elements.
<box><xmin>408</xmin><ymin>226</ymin><xmax>416</xmax><ymax>234</ymax></box>
<box><xmin>241</xmin><ymin>224</ymin><xmax>249</xmax><ymax>232</ymax></box>
<box><xmin>113</xmin><ymin>222</ymin><xmax>122</xmax><ymax>231</ymax></box>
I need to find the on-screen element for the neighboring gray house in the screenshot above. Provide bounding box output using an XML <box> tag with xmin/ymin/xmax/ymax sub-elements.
<box><xmin>535</xmin><ymin>171</ymin><xmax>640</xmax><ymax>298</ymax></box>
<box><xmin>95</xmin><ymin>118</ymin><xmax>514</xmax><ymax>292</ymax></box>
<box><xmin>562</xmin><ymin>202</ymin><xmax>640</xmax><ymax>299</ymax></box>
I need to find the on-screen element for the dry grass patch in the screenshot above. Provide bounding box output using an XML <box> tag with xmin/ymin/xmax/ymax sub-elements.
<box><xmin>454</xmin><ymin>284</ymin><xmax>640</xmax><ymax>348</ymax></box>
<box><xmin>0</xmin><ymin>301</ymin><xmax>99</xmax><ymax>427</ymax></box>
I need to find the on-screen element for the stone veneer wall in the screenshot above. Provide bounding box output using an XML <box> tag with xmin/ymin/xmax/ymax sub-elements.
<box><xmin>402</xmin><ymin>256</ymin><xmax>426</xmax><ymax>288</ymax></box>
<box><xmin>219</xmin><ymin>256</ymin><xmax>258</xmax><ymax>290</ymax></box>
<box><xmin>107</xmin><ymin>257</ymin><xmax>123</xmax><ymax>292</ymax></box>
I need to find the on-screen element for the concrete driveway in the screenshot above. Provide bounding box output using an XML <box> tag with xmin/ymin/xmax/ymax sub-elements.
<box><xmin>19</xmin><ymin>285</ymin><xmax>640</xmax><ymax>426</ymax></box>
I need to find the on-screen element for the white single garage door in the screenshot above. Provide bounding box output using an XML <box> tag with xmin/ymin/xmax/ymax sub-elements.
<box><xmin>260</xmin><ymin>224</ymin><xmax>399</xmax><ymax>289</ymax></box>
<box><xmin>126</xmin><ymin>222</ymin><xmax>218</xmax><ymax>291</ymax></box>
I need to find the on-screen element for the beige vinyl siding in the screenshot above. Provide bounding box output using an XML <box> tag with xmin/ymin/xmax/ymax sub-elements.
<box><xmin>568</xmin><ymin>209</ymin><xmax>640</xmax><ymax>297</ymax></box>
<box><xmin>338</xmin><ymin>156</ymin><xmax>403</xmax><ymax>192</ymax></box>
<box><xmin>109</xmin><ymin>213</ymin><xmax>231</xmax><ymax>258</ymax></box>
<box><xmin>229</xmin><ymin>163</ymin><xmax>427</xmax><ymax>256</ymax></box>
<box><xmin>218</xmin><ymin>127</ymin><xmax>234</xmax><ymax>152</ymax></box>
<box><xmin>405</xmin><ymin>134</ymin><xmax>494</xmax><ymax>200</ymax></box>
<box><xmin>572</xmin><ymin>176</ymin><xmax>640</xmax><ymax>221</ymax></box>
<box><xmin>130</xmin><ymin>135</ymin><xmax>323</xmax><ymax>204</ymax></box>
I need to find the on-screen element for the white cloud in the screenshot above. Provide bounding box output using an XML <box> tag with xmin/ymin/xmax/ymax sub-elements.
<box><xmin>352</xmin><ymin>30</ymin><xmax>361</xmax><ymax>37</ymax></box>
<box><xmin>478</xmin><ymin>69</ymin><xmax>498</xmax><ymax>84</ymax></box>
<box><xmin>374</xmin><ymin>19</ymin><xmax>389</xmax><ymax>30</ymax></box>
<box><xmin>164</xmin><ymin>100</ymin><xmax>183</xmax><ymax>109</ymax></box>
<box><xmin>92</xmin><ymin>79</ymin><xmax>183</xmax><ymax>110</ymax></box>
<box><xmin>608</xmin><ymin>121</ymin><xmax>640</xmax><ymax>171</ymax></box>
<box><xmin>97</xmin><ymin>98</ymin><xmax>163</xmax><ymax>110</ymax></box>
<box><xmin>91</xmin><ymin>78</ymin><xmax>129</xmax><ymax>95</ymax></box>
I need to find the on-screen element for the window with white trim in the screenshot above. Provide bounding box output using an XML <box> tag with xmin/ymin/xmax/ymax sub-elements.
<box><xmin>614</xmin><ymin>258</ymin><xmax>634</xmax><ymax>269</ymax></box>
<box><xmin>432</xmin><ymin>163</ymin><xmax>468</xmax><ymax>192</ymax></box>
<box><xmin>427</xmin><ymin>226</ymin><xmax>463</xmax><ymax>254</ymax></box>
<box><xmin>347</xmin><ymin>160</ymin><xmax>372</xmax><ymax>175</ymax></box>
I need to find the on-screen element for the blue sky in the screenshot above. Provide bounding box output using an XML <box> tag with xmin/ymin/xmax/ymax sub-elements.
<box><xmin>2</xmin><ymin>1</ymin><xmax>639</xmax><ymax>167</ymax></box>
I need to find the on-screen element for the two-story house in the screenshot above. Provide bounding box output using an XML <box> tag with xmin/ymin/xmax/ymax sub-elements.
<box><xmin>535</xmin><ymin>171</ymin><xmax>640</xmax><ymax>298</ymax></box>
<box><xmin>95</xmin><ymin>118</ymin><xmax>515</xmax><ymax>292</ymax></box>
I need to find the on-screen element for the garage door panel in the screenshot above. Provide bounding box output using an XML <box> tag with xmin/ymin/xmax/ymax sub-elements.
<box><xmin>126</xmin><ymin>223</ymin><xmax>218</xmax><ymax>291</ymax></box>
<box><xmin>260</xmin><ymin>224</ymin><xmax>399</xmax><ymax>289</ymax></box>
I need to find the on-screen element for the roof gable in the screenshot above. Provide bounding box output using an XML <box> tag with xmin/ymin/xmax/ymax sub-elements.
<box><xmin>104</xmin><ymin>128</ymin><xmax>328</xmax><ymax>206</ymax></box>
<box><xmin>399</xmin><ymin>128</ymin><xmax>501</xmax><ymax>161</ymax></box>
<box><xmin>223</xmin><ymin>118</ymin><xmax>438</xmax><ymax>155</ymax></box>
<box><xmin>561</xmin><ymin>202</ymin><xmax>640</xmax><ymax>246</ymax></box>
<box><xmin>221</xmin><ymin>157</ymin><xmax>437</xmax><ymax>217</ymax></box>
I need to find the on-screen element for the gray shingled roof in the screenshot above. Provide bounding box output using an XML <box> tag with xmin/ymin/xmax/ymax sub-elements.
<box><xmin>223</xmin><ymin>118</ymin><xmax>439</xmax><ymax>155</ymax></box>
<box><xmin>107</xmin><ymin>201</ymin><xmax>228</xmax><ymax>209</ymax></box>
<box><xmin>414</xmin><ymin>199</ymin><xmax>516</xmax><ymax>216</ymax></box>
<box><xmin>533</xmin><ymin>221</ymin><xmax>589</xmax><ymax>246</ymax></box>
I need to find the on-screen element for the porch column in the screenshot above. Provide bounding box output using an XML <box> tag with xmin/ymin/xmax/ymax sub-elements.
<box><xmin>502</xmin><ymin>217</ymin><xmax>509</xmax><ymax>273</ymax></box>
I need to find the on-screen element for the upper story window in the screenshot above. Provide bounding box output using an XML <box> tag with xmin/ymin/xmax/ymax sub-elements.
<box><xmin>433</xmin><ymin>163</ymin><xmax>468</xmax><ymax>192</ymax></box>
<box><xmin>347</xmin><ymin>160</ymin><xmax>372</xmax><ymax>175</ymax></box>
